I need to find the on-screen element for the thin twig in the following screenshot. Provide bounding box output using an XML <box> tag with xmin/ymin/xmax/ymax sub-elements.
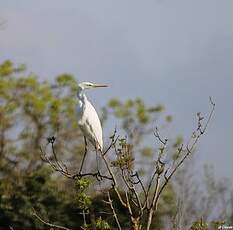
<box><xmin>73</xmin><ymin>171</ymin><xmax>113</xmax><ymax>181</ymax></box>
<box><xmin>104</xmin><ymin>128</ymin><xmax>119</xmax><ymax>156</ymax></box>
<box><xmin>32</xmin><ymin>209</ymin><xmax>71</xmax><ymax>230</ymax></box>
<box><xmin>145</xmin><ymin>98</ymin><xmax>215</xmax><ymax>230</ymax></box>
<box><xmin>158</xmin><ymin>98</ymin><xmax>215</xmax><ymax>198</ymax></box>
<box><xmin>107</xmin><ymin>192</ymin><xmax>122</xmax><ymax>230</ymax></box>
<box><xmin>146</xmin><ymin>175</ymin><xmax>161</xmax><ymax>230</ymax></box>
<box><xmin>100</xmin><ymin>152</ymin><xmax>128</xmax><ymax>208</ymax></box>
<box><xmin>40</xmin><ymin>145</ymin><xmax>113</xmax><ymax>181</ymax></box>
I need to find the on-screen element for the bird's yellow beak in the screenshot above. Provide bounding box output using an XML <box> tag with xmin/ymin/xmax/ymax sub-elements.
<box><xmin>93</xmin><ymin>84</ymin><xmax>108</xmax><ymax>88</ymax></box>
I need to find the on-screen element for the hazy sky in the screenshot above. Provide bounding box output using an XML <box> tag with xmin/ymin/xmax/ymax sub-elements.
<box><xmin>1</xmin><ymin>0</ymin><xmax>233</xmax><ymax>179</ymax></box>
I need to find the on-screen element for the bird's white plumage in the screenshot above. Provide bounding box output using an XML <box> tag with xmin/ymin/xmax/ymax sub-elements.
<box><xmin>76</xmin><ymin>82</ymin><xmax>107</xmax><ymax>151</ymax></box>
<box><xmin>77</xmin><ymin>99</ymin><xmax>103</xmax><ymax>151</ymax></box>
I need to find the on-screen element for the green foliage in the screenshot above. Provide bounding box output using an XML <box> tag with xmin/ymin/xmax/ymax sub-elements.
<box><xmin>0</xmin><ymin>60</ymin><xmax>14</xmax><ymax>76</ymax></box>
<box><xmin>189</xmin><ymin>219</ymin><xmax>226</xmax><ymax>230</ymax></box>
<box><xmin>108</xmin><ymin>98</ymin><xmax>121</xmax><ymax>108</ymax></box>
<box><xmin>56</xmin><ymin>73</ymin><xmax>77</xmax><ymax>88</ymax></box>
<box><xmin>0</xmin><ymin>60</ymin><xmax>84</xmax><ymax>229</ymax></box>
<box><xmin>0</xmin><ymin>169</ymin><xmax>81</xmax><ymax>229</ymax></box>
<box><xmin>92</xmin><ymin>191</ymin><xmax>131</xmax><ymax>230</ymax></box>
<box><xmin>111</xmin><ymin>138</ymin><xmax>134</xmax><ymax>170</ymax></box>
<box><xmin>149</xmin><ymin>184</ymin><xmax>177</xmax><ymax>230</ymax></box>
<box><xmin>0</xmin><ymin>60</ymin><xmax>231</xmax><ymax>229</ymax></box>
<box><xmin>105</xmin><ymin>98</ymin><xmax>171</xmax><ymax>165</ymax></box>
<box><xmin>96</xmin><ymin>217</ymin><xmax>110</xmax><ymax>230</ymax></box>
<box><xmin>190</xmin><ymin>219</ymin><xmax>208</xmax><ymax>230</ymax></box>
<box><xmin>107</xmin><ymin>98</ymin><xmax>165</xmax><ymax>126</ymax></box>
<box><xmin>0</xmin><ymin>60</ymin><xmax>82</xmax><ymax>169</ymax></box>
<box><xmin>211</xmin><ymin>221</ymin><xmax>225</xmax><ymax>229</ymax></box>
<box><xmin>75</xmin><ymin>178</ymin><xmax>91</xmax><ymax>210</ymax></box>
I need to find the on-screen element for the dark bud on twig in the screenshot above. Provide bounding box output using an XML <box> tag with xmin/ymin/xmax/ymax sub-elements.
<box><xmin>47</xmin><ymin>136</ymin><xmax>56</xmax><ymax>144</ymax></box>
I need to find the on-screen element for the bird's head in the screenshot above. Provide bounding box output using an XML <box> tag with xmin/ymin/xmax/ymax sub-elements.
<box><xmin>78</xmin><ymin>81</ymin><xmax>108</xmax><ymax>90</ymax></box>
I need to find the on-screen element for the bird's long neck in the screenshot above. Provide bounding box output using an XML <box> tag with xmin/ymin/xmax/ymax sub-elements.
<box><xmin>77</xmin><ymin>88</ymin><xmax>87</xmax><ymax>107</ymax></box>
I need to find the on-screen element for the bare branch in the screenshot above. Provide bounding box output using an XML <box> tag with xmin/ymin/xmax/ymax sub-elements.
<box><xmin>145</xmin><ymin>98</ymin><xmax>215</xmax><ymax>230</ymax></box>
<box><xmin>154</xmin><ymin>127</ymin><xmax>168</xmax><ymax>145</ymax></box>
<box><xmin>146</xmin><ymin>174</ymin><xmax>161</xmax><ymax>230</ymax></box>
<box><xmin>107</xmin><ymin>192</ymin><xmax>122</xmax><ymax>230</ymax></box>
<box><xmin>104</xmin><ymin>128</ymin><xmax>119</xmax><ymax>156</ymax></box>
<box><xmin>32</xmin><ymin>209</ymin><xmax>71</xmax><ymax>230</ymax></box>
<box><xmin>121</xmin><ymin>169</ymin><xmax>142</xmax><ymax>213</ymax></box>
<box><xmin>150</xmin><ymin>98</ymin><xmax>215</xmax><ymax>228</ymax></box>
<box><xmin>100</xmin><ymin>153</ymin><xmax>128</xmax><ymax>208</ymax></box>
<box><xmin>41</xmin><ymin>147</ymin><xmax>113</xmax><ymax>185</ymax></box>
<box><xmin>73</xmin><ymin>171</ymin><xmax>113</xmax><ymax>181</ymax></box>
<box><xmin>38</xmin><ymin>98</ymin><xmax>215</xmax><ymax>230</ymax></box>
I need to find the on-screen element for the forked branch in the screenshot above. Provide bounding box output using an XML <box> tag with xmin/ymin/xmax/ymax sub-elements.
<box><xmin>39</xmin><ymin>98</ymin><xmax>215</xmax><ymax>230</ymax></box>
<box><xmin>32</xmin><ymin>209</ymin><xmax>71</xmax><ymax>230</ymax></box>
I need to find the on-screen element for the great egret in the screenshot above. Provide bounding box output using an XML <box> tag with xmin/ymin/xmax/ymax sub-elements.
<box><xmin>76</xmin><ymin>81</ymin><xmax>107</xmax><ymax>153</ymax></box>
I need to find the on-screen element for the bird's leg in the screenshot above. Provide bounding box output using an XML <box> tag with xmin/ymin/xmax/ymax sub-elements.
<box><xmin>95</xmin><ymin>146</ymin><xmax>102</xmax><ymax>180</ymax></box>
<box><xmin>79</xmin><ymin>136</ymin><xmax>88</xmax><ymax>174</ymax></box>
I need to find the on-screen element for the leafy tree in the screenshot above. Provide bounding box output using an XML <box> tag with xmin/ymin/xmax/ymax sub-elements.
<box><xmin>0</xmin><ymin>60</ymin><xmax>231</xmax><ymax>230</ymax></box>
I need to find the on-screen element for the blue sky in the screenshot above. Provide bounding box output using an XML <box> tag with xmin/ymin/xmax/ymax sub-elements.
<box><xmin>1</xmin><ymin>0</ymin><xmax>233</xmax><ymax>179</ymax></box>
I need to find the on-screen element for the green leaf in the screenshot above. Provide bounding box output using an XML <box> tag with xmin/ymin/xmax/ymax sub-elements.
<box><xmin>108</xmin><ymin>98</ymin><xmax>121</xmax><ymax>108</ymax></box>
<box><xmin>147</xmin><ymin>104</ymin><xmax>165</xmax><ymax>113</ymax></box>
<box><xmin>0</xmin><ymin>60</ymin><xmax>14</xmax><ymax>76</ymax></box>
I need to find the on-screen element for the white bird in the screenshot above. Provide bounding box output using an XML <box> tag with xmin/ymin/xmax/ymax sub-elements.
<box><xmin>76</xmin><ymin>81</ymin><xmax>107</xmax><ymax>152</ymax></box>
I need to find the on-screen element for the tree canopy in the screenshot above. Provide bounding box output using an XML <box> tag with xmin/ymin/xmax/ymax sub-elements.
<box><xmin>0</xmin><ymin>60</ymin><xmax>231</xmax><ymax>230</ymax></box>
